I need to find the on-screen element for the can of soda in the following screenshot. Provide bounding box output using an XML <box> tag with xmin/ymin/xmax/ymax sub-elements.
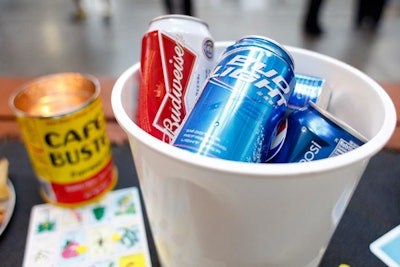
<box><xmin>173</xmin><ymin>36</ymin><xmax>296</xmax><ymax>162</ymax></box>
<box><xmin>265</xmin><ymin>118</ymin><xmax>288</xmax><ymax>162</ymax></box>
<box><xmin>137</xmin><ymin>15</ymin><xmax>214</xmax><ymax>144</ymax></box>
<box><xmin>287</xmin><ymin>73</ymin><xmax>332</xmax><ymax>113</ymax></box>
<box><xmin>10</xmin><ymin>73</ymin><xmax>117</xmax><ymax>207</ymax></box>
<box><xmin>266</xmin><ymin>74</ymin><xmax>332</xmax><ymax>161</ymax></box>
<box><xmin>271</xmin><ymin>102</ymin><xmax>368</xmax><ymax>163</ymax></box>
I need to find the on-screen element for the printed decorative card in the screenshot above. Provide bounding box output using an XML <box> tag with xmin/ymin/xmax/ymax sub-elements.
<box><xmin>370</xmin><ymin>224</ymin><xmax>400</xmax><ymax>267</ymax></box>
<box><xmin>23</xmin><ymin>187</ymin><xmax>152</xmax><ymax>267</ymax></box>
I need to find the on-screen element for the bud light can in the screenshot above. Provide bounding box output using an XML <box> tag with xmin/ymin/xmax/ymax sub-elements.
<box><xmin>137</xmin><ymin>15</ymin><xmax>214</xmax><ymax>144</ymax></box>
<box><xmin>271</xmin><ymin>102</ymin><xmax>368</xmax><ymax>163</ymax></box>
<box><xmin>173</xmin><ymin>36</ymin><xmax>296</xmax><ymax>162</ymax></box>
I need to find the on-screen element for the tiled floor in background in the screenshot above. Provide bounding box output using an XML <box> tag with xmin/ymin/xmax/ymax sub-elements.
<box><xmin>0</xmin><ymin>0</ymin><xmax>399</xmax><ymax>82</ymax></box>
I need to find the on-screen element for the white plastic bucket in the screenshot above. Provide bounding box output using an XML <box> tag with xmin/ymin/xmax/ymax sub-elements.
<box><xmin>112</xmin><ymin>42</ymin><xmax>396</xmax><ymax>267</ymax></box>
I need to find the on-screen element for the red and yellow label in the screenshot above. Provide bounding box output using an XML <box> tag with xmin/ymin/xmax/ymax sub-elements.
<box><xmin>17</xmin><ymin>98</ymin><xmax>116</xmax><ymax>206</ymax></box>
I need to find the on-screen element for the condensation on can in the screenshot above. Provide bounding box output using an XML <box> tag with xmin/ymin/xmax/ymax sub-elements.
<box><xmin>9</xmin><ymin>73</ymin><xmax>117</xmax><ymax>207</ymax></box>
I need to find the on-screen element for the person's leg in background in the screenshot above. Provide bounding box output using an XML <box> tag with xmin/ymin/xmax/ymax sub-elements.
<box><xmin>162</xmin><ymin>0</ymin><xmax>193</xmax><ymax>16</ymax></box>
<box><xmin>72</xmin><ymin>0</ymin><xmax>86</xmax><ymax>19</ymax></box>
<box><xmin>370</xmin><ymin>0</ymin><xmax>386</xmax><ymax>28</ymax></box>
<box><xmin>303</xmin><ymin>0</ymin><xmax>325</xmax><ymax>36</ymax></box>
<box><xmin>183</xmin><ymin>0</ymin><xmax>193</xmax><ymax>16</ymax></box>
<box><xmin>103</xmin><ymin>0</ymin><xmax>112</xmax><ymax>18</ymax></box>
<box><xmin>163</xmin><ymin>0</ymin><xmax>173</xmax><ymax>14</ymax></box>
<box><xmin>355</xmin><ymin>0</ymin><xmax>386</xmax><ymax>30</ymax></box>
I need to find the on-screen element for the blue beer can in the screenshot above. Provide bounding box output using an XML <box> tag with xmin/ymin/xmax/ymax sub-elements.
<box><xmin>271</xmin><ymin>102</ymin><xmax>368</xmax><ymax>163</ymax></box>
<box><xmin>287</xmin><ymin>73</ymin><xmax>332</xmax><ymax>113</ymax></box>
<box><xmin>173</xmin><ymin>36</ymin><xmax>296</xmax><ymax>162</ymax></box>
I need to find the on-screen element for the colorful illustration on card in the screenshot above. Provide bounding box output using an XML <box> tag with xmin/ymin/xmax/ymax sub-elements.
<box><xmin>88</xmin><ymin>225</ymin><xmax>114</xmax><ymax>259</ymax></box>
<box><xmin>24</xmin><ymin>237</ymin><xmax>58</xmax><ymax>267</ymax></box>
<box><xmin>119</xmin><ymin>253</ymin><xmax>147</xmax><ymax>267</ymax></box>
<box><xmin>61</xmin><ymin>240</ymin><xmax>87</xmax><ymax>259</ymax></box>
<box><xmin>61</xmin><ymin>209</ymin><xmax>83</xmax><ymax>228</ymax></box>
<box><xmin>86</xmin><ymin>200</ymin><xmax>111</xmax><ymax>224</ymax></box>
<box><xmin>92</xmin><ymin>205</ymin><xmax>106</xmax><ymax>221</ymax></box>
<box><xmin>113</xmin><ymin>225</ymin><xmax>140</xmax><ymax>249</ymax></box>
<box><xmin>114</xmin><ymin>192</ymin><xmax>136</xmax><ymax>216</ymax></box>
<box><xmin>36</xmin><ymin>208</ymin><xmax>57</xmax><ymax>233</ymax></box>
<box><xmin>59</xmin><ymin>230</ymin><xmax>88</xmax><ymax>264</ymax></box>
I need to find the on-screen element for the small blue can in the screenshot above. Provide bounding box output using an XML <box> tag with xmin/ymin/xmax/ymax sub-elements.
<box><xmin>173</xmin><ymin>36</ymin><xmax>296</xmax><ymax>162</ymax></box>
<box><xmin>287</xmin><ymin>74</ymin><xmax>332</xmax><ymax>113</ymax></box>
<box><xmin>271</xmin><ymin>102</ymin><xmax>368</xmax><ymax>163</ymax></box>
<box><xmin>266</xmin><ymin>74</ymin><xmax>331</xmax><ymax>162</ymax></box>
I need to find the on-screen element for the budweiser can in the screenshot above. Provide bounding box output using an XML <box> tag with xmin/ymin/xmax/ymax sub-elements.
<box><xmin>10</xmin><ymin>73</ymin><xmax>117</xmax><ymax>207</ymax></box>
<box><xmin>137</xmin><ymin>15</ymin><xmax>214</xmax><ymax>143</ymax></box>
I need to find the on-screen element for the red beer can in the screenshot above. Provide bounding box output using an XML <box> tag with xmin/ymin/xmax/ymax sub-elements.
<box><xmin>137</xmin><ymin>15</ymin><xmax>214</xmax><ymax>143</ymax></box>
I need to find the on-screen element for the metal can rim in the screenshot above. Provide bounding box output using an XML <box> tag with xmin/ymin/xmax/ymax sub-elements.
<box><xmin>150</xmin><ymin>14</ymin><xmax>209</xmax><ymax>28</ymax></box>
<box><xmin>239</xmin><ymin>35</ymin><xmax>295</xmax><ymax>70</ymax></box>
<box><xmin>9</xmin><ymin>72</ymin><xmax>101</xmax><ymax>119</ymax></box>
<box><xmin>149</xmin><ymin>14</ymin><xmax>209</xmax><ymax>28</ymax></box>
<box><xmin>309</xmin><ymin>101</ymin><xmax>368</xmax><ymax>143</ymax></box>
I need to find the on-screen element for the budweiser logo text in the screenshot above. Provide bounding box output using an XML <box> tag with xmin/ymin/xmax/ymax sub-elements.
<box><xmin>138</xmin><ymin>15</ymin><xmax>214</xmax><ymax>144</ymax></box>
<box><xmin>152</xmin><ymin>33</ymin><xmax>196</xmax><ymax>143</ymax></box>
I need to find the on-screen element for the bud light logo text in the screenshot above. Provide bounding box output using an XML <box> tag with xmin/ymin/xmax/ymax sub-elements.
<box><xmin>210</xmin><ymin>51</ymin><xmax>292</xmax><ymax>107</ymax></box>
<box><xmin>152</xmin><ymin>33</ymin><xmax>197</xmax><ymax>143</ymax></box>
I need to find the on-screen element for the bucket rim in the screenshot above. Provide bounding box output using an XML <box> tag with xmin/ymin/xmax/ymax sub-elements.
<box><xmin>111</xmin><ymin>44</ymin><xmax>397</xmax><ymax>177</ymax></box>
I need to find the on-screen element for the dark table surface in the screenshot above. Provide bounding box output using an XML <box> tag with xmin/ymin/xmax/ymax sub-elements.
<box><xmin>0</xmin><ymin>140</ymin><xmax>399</xmax><ymax>267</ymax></box>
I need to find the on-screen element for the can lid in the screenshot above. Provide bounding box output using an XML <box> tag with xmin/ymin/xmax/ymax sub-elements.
<box><xmin>239</xmin><ymin>35</ymin><xmax>295</xmax><ymax>70</ymax></box>
<box><xmin>150</xmin><ymin>14</ymin><xmax>209</xmax><ymax>28</ymax></box>
<box><xmin>9</xmin><ymin>73</ymin><xmax>100</xmax><ymax>118</ymax></box>
<box><xmin>309</xmin><ymin>101</ymin><xmax>368</xmax><ymax>143</ymax></box>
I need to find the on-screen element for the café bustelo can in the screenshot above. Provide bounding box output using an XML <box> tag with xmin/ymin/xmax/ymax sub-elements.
<box><xmin>10</xmin><ymin>73</ymin><xmax>117</xmax><ymax>207</ymax></box>
<box><xmin>137</xmin><ymin>15</ymin><xmax>214</xmax><ymax>144</ymax></box>
<box><xmin>271</xmin><ymin>102</ymin><xmax>368</xmax><ymax>163</ymax></box>
<box><xmin>173</xmin><ymin>36</ymin><xmax>296</xmax><ymax>162</ymax></box>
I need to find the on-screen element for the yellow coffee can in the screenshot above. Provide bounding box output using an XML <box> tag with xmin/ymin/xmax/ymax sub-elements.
<box><xmin>10</xmin><ymin>73</ymin><xmax>117</xmax><ymax>207</ymax></box>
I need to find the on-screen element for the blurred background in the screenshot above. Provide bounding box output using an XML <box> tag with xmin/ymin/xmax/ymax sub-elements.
<box><xmin>0</xmin><ymin>0</ymin><xmax>399</xmax><ymax>82</ymax></box>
